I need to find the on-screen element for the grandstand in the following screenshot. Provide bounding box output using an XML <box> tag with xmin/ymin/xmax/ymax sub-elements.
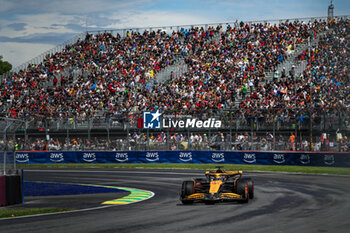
<box><xmin>0</xmin><ymin>16</ymin><xmax>349</xmax><ymax>152</ymax></box>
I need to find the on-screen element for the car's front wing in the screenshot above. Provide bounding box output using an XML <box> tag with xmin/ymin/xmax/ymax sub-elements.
<box><xmin>181</xmin><ymin>192</ymin><xmax>244</xmax><ymax>202</ymax></box>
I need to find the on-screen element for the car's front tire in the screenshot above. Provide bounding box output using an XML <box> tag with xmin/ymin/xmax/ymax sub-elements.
<box><xmin>181</xmin><ymin>181</ymin><xmax>195</xmax><ymax>204</ymax></box>
<box><xmin>236</xmin><ymin>179</ymin><xmax>249</xmax><ymax>203</ymax></box>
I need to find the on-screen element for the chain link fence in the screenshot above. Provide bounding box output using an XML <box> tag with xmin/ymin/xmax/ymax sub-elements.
<box><xmin>1</xmin><ymin>108</ymin><xmax>348</xmax><ymax>152</ymax></box>
<box><xmin>0</xmin><ymin>151</ymin><xmax>17</xmax><ymax>176</ymax></box>
<box><xmin>0</xmin><ymin>118</ymin><xmax>25</xmax><ymax>175</ymax></box>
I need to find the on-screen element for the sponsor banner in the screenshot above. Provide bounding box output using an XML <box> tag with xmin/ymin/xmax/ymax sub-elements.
<box><xmin>178</xmin><ymin>152</ymin><xmax>193</xmax><ymax>162</ymax></box>
<box><xmin>299</xmin><ymin>154</ymin><xmax>311</xmax><ymax>165</ymax></box>
<box><xmin>15</xmin><ymin>152</ymin><xmax>30</xmax><ymax>163</ymax></box>
<box><xmin>242</xmin><ymin>152</ymin><xmax>257</xmax><ymax>164</ymax></box>
<box><xmin>114</xmin><ymin>152</ymin><xmax>130</xmax><ymax>163</ymax></box>
<box><xmin>11</xmin><ymin>151</ymin><xmax>350</xmax><ymax>167</ymax></box>
<box><xmin>138</xmin><ymin>152</ymin><xmax>162</xmax><ymax>163</ymax></box>
<box><xmin>49</xmin><ymin>152</ymin><xmax>64</xmax><ymax>163</ymax></box>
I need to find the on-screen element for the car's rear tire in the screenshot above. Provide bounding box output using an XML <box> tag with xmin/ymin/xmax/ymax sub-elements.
<box><xmin>240</xmin><ymin>178</ymin><xmax>254</xmax><ymax>199</ymax></box>
<box><xmin>181</xmin><ymin>181</ymin><xmax>194</xmax><ymax>205</ymax></box>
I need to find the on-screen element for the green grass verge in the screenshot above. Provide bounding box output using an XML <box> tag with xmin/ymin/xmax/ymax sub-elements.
<box><xmin>0</xmin><ymin>208</ymin><xmax>74</xmax><ymax>219</ymax></box>
<box><xmin>18</xmin><ymin>163</ymin><xmax>350</xmax><ymax>175</ymax></box>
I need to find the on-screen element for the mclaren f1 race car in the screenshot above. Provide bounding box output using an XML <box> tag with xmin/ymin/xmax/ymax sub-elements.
<box><xmin>180</xmin><ymin>167</ymin><xmax>254</xmax><ymax>204</ymax></box>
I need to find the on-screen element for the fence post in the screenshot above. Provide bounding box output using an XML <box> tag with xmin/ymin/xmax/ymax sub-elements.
<box><xmin>229</xmin><ymin>111</ymin><xmax>232</xmax><ymax>149</ymax></box>
<box><xmin>273</xmin><ymin>114</ymin><xmax>276</xmax><ymax>151</ymax></box>
<box><xmin>88</xmin><ymin>117</ymin><xmax>91</xmax><ymax>141</ymax></box>
<box><xmin>310</xmin><ymin>110</ymin><xmax>313</xmax><ymax>151</ymax></box>
<box><xmin>3</xmin><ymin>151</ymin><xmax>6</xmax><ymax>176</ymax></box>
<box><xmin>187</xmin><ymin>130</ymin><xmax>190</xmax><ymax>150</ymax></box>
<box><xmin>250</xmin><ymin>117</ymin><xmax>253</xmax><ymax>149</ymax></box>
<box><xmin>167</xmin><ymin>129</ymin><xmax>170</xmax><ymax>151</ymax></box>
<box><xmin>13</xmin><ymin>150</ymin><xmax>16</xmax><ymax>172</ymax></box>
<box><xmin>107</xmin><ymin>125</ymin><xmax>110</xmax><ymax>146</ymax></box>
<box><xmin>126</xmin><ymin>123</ymin><xmax>130</xmax><ymax>151</ymax></box>
<box><xmin>147</xmin><ymin>129</ymin><xmax>150</xmax><ymax>150</ymax></box>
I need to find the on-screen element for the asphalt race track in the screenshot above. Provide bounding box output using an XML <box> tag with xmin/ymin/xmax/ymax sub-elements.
<box><xmin>1</xmin><ymin>168</ymin><xmax>350</xmax><ymax>233</ymax></box>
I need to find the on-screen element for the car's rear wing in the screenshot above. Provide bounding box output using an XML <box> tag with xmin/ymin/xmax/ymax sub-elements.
<box><xmin>205</xmin><ymin>170</ymin><xmax>242</xmax><ymax>175</ymax></box>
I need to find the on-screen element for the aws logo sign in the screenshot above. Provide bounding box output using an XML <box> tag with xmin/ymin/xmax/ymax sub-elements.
<box><xmin>300</xmin><ymin>154</ymin><xmax>310</xmax><ymax>165</ymax></box>
<box><xmin>179</xmin><ymin>152</ymin><xmax>192</xmax><ymax>162</ymax></box>
<box><xmin>50</xmin><ymin>153</ymin><xmax>64</xmax><ymax>162</ymax></box>
<box><xmin>273</xmin><ymin>154</ymin><xmax>285</xmax><ymax>164</ymax></box>
<box><xmin>243</xmin><ymin>153</ymin><xmax>256</xmax><ymax>163</ymax></box>
<box><xmin>211</xmin><ymin>153</ymin><xmax>225</xmax><ymax>162</ymax></box>
<box><xmin>83</xmin><ymin>153</ymin><xmax>96</xmax><ymax>162</ymax></box>
<box><xmin>324</xmin><ymin>154</ymin><xmax>335</xmax><ymax>165</ymax></box>
<box><xmin>16</xmin><ymin>153</ymin><xmax>29</xmax><ymax>163</ymax></box>
<box><xmin>146</xmin><ymin>152</ymin><xmax>159</xmax><ymax>162</ymax></box>
<box><xmin>115</xmin><ymin>153</ymin><xmax>128</xmax><ymax>162</ymax></box>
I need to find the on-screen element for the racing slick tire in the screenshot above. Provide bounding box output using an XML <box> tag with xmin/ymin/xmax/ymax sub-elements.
<box><xmin>240</xmin><ymin>178</ymin><xmax>254</xmax><ymax>199</ymax></box>
<box><xmin>236</xmin><ymin>179</ymin><xmax>249</xmax><ymax>203</ymax></box>
<box><xmin>181</xmin><ymin>181</ymin><xmax>194</xmax><ymax>205</ymax></box>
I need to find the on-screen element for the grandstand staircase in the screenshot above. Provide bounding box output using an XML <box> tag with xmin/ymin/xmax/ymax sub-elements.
<box><xmin>149</xmin><ymin>57</ymin><xmax>188</xmax><ymax>90</ymax></box>
<box><xmin>145</xmin><ymin>31</ymin><xmax>222</xmax><ymax>90</ymax></box>
<box><xmin>264</xmin><ymin>30</ymin><xmax>330</xmax><ymax>82</ymax></box>
<box><xmin>154</xmin><ymin>30</ymin><xmax>222</xmax><ymax>86</ymax></box>
<box><xmin>231</xmin><ymin>29</ymin><xmax>330</xmax><ymax>108</ymax></box>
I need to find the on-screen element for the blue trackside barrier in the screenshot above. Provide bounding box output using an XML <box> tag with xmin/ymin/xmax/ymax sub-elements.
<box><xmin>12</xmin><ymin>151</ymin><xmax>350</xmax><ymax>167</ymax></box>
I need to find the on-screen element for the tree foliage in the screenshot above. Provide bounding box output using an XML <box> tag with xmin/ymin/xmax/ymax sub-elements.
<box><xmin>0</xmin><ymin>56</ymin><xmax>12</xmax><ymax>75</ymax></box>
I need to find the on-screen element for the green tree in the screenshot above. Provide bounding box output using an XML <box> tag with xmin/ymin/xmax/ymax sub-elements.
<box><xmin>0</xmin><ymin>56</ymin><xmax>12</xmax><ymax>75</ymax></box>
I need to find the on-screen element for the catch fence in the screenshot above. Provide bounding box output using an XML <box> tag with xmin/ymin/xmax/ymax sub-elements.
<box><xmin>1</xmin><ymin>108</ymin><xmax>349</xmax><ymax>152</ymax></box>
<box><xmin>0</xmin><ymin>118</ymin><xmax>24</xmax><ymax>175</ymax></box>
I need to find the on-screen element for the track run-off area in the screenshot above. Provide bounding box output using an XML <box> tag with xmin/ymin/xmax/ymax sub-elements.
<box><xmin>1</xmin><ymin>168</ymin><xmax>350</xmax><ymax>233</ymax></box>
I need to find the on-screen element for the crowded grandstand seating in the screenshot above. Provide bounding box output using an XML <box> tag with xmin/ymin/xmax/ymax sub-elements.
<box><xmin>239</xmin><ymin>18</ymin><xmax>349</xmax><ymax>114</ymax></box>
<box><xmin>0</xmin><ymin>19</ymin><xmax>336</xmax><ymax>117</ymax></box>
<box><xmin>0</xmin><ymin>17</ymin><xmax>349</xmax><ymax>152</ymax></box>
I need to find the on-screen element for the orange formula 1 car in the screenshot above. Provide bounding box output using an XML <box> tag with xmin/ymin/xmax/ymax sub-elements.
<box><xmin>180</xmin><ymin>167</ymin><xmax>254</xmax><ymax>204</ymax></box>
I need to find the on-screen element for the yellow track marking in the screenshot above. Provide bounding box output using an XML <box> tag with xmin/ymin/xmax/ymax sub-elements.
<box><xmin>79</xmin><ymin>184</ymin><xmax>154</xmax><ymax>205</ymax></box>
